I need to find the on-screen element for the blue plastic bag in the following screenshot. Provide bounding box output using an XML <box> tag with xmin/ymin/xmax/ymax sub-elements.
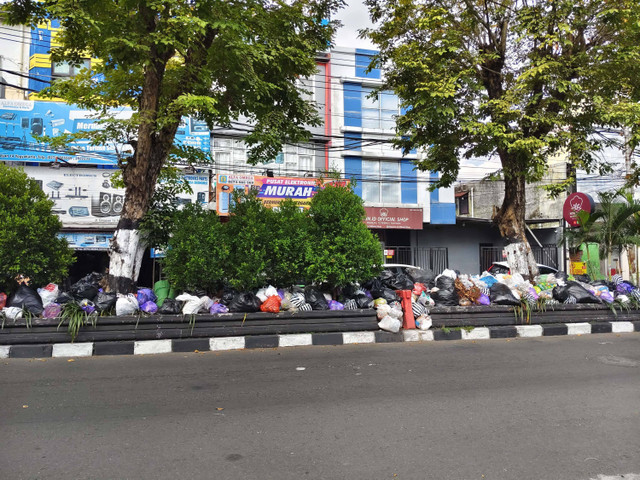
<box><xmin>140</xmin><ymin>301</ymin><xmax>158</xmax><ymax>314</ymax></box>
<box><xmin>137</xmin><ymin>288</ymin><xmax>157</xmax><ymax>305</ymax></box>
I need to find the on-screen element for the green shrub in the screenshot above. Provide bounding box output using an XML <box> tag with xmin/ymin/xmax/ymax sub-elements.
<box><xmin>161</xmin><ymin>203</ymin><xmax>227</xmax><ymax>293</ymax></box>
<box><xmin>305</xmin><ymin>183</ymin><xmax>383</xmax><ymax>287</ymax></box>
<box><xmin>268</xmin><ymin>199</ymin><xmax>311</xmax><ymax>287</ymax></box>
<box><xmin>224</xmin><ymin>190</ymin><xmax>274</xmax><ymax>291</ymax></box>
<box><xmin>0</xmin><ymin>164</ymin><xmax>74</xmax><ymax>293</ymax></box>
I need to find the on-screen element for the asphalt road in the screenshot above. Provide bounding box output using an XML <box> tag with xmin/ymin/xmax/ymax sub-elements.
<box><xmin>1</xmin><ymin>333</ymin><xmax>639</xmax><ymax>480</ymax></box>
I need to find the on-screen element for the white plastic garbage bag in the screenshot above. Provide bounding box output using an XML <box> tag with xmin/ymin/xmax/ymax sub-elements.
<box><xmin>2</xmin><ymin>306</ymin><xmax>23</xmax><ymax>320</ymax></box>
<box><xmin>388</xmin><ymin>305</ymin><xmax>404</xmax><ymax>320</ymax></box>
<box><xmin>378</xmin><ymin>315</ymin><xmax>402</xmax><ymax>333</ymax></box>
<box><xmin>434</xmin><ymin>269</ymin><xmax>457</xmax><ymax>284</ymax></box>
<box><xmin>415</xmin><ymin>314</ymin><xmax>432</xmax><ymax>331</ymax></box>
<box><xmin>37</xmin><ymin>283</ymin><xmax>59</xmax><ymax>307</ymax></box>
<box><xmin>115</xmin><ymin>294</ymin><xmax>139</xmax><ymax>316</ymax></box>
<box><xmin>376</xmin><ymin>303</ymin><xmax>391</xmax><ymax>320</ymax></box>
<box><xmin>175</xmin><ymin>293</ymin><xmax>206</xmax><ymax>315</ymax></box>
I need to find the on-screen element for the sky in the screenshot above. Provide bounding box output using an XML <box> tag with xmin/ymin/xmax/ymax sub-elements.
<box><xmin>333</xmin><ymin>0</ymin><xmax>375</xmax><ymax>50</ymax></box>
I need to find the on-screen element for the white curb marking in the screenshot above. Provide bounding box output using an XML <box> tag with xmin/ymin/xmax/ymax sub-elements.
<box><xmin>52</xmin><ymin>343</ymin><xmax>93</xmax><ymax>358</ymax></box>
<box><xmin>134</xmin><ymin>339</ymin><xmax>172</xmax><ymax>355</ymax></box>
<box><xmin>461</xmin><ymin>327</ymin><xmax>490</xmax><ymax>340</ymax></box>
<box><xmin>210</xmin><ymin>336</ymin><xmax>245</xmax><ymax>351</ymax></box>
<box><xmin>278</xmin><ymin>334</ymin><xmax>312</xmax><ymax>347</ymax></box>
<box><xmin>516</xmin><ymin>325</ymin><xmax>543</xmax><ymax>337</ymax></box>
<box><xmin>343</xmin><ymin>332</ymin><xmax>376</xmax><ymax>344</ymax></box>
<box><xmin>0</xmin><ymin>345</ymin><xmax>10</xmax><ymax>359</ymax></box>
<box><xmin>611</xmin><ymin>321</ymin><xmax>634</xmax><ymax>333</ymax></box>
<box><xmin>403</xmin><ymin>330</ymin><xmax>420</xmax><ymax>342</ymax></box>
<box><xmin>566</xmin><ymin>322</ymin><xmax>591</xmax><ymax>335</ymax></box>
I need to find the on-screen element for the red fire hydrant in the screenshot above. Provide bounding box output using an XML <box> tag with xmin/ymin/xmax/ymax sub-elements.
<box><xmin>396</xmin><ymin>290</ymin><xmax>415</xmax><ymax>329</ymax></box>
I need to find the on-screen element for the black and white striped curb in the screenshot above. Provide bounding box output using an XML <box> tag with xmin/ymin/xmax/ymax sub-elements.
<box><xmin>1</xmin><ymin>321</ymin><xmax>638</xmax><ymax>359</ymax></box>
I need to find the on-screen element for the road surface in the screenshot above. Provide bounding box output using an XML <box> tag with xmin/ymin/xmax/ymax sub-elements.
<box><xmin>1</xmin><ymin>333</ymin><xmax>639</xmax><ymax>480</ymax></box>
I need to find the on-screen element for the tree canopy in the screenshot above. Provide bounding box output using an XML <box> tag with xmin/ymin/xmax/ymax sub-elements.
<box><xmin>5</xmin><ymin>0</ymin><xmax>344</xmax><ymax>291</ymax></box>
<box><xmin>363</xmin><ymin>0</ymin><xmax>640</xmax><ymax>278</ymax></box>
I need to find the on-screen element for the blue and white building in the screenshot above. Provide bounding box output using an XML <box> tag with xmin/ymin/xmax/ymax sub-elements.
<box><xmin>328</xmin><ymin>47</ymin><xmax>456</xmax><ymax>269</ymax></box>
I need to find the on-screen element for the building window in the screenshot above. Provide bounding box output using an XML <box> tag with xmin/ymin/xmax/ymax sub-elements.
<box><xmin>51</xmin><ymin>59</ymin><xmax>91</xmax><ymax>78</ymax></box>
<box><xmin>362</xmin><ymin>159</ymin><xmax>401</xmax><ymax>204</ymax></box>
<box><xmin>456</xmin><ymin>192</ymin><xmax>469</xmax><ymax>215</ymax></box>
<box><xmin>361</xmin><ymin>87</ymin><xmax>399</xmax><ymax>131</ymax></box>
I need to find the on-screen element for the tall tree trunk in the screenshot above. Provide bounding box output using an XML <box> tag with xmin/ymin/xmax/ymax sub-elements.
<box><xmin>493</xmin><ymin>169</ymin><xmax>539</xmax><ymax>281</ymax></box>
<box><xmin>107</xmin><ymin>55</ymin><xmax>175</xmax><ymax>293</ymax></box>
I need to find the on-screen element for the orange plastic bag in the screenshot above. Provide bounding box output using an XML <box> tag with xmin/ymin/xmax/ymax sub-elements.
<box><xmin>260</xmin><ymin>295</ymin><xmax>281</xmax><ymax>313</ymax></box>
<box><xmin>0</xmin><ymin>292</ymin><xmax>6</xmax><ymax>309</ymax></box>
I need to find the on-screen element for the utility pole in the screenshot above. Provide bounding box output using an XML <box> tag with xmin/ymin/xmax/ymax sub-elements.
<box><xmin>622</xmin><ymin>127</ymin><xmax>639</xmax><ymax>285</ymax></box>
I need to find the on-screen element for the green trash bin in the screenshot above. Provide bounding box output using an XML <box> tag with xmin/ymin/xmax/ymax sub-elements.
<box><xmin>154</xmin><ymin>280</ymin><xmax>175</xmax><ymax>307</ymax></box>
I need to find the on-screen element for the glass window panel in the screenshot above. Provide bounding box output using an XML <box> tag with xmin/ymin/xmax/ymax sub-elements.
<box><xmin>380</xmin><ymin>91</ymin><xmax>398</xmax><ymax>111</ymax></box>
<box><xmin>381</xmin><ymin>182</ymin><xmax>400</xmax><ymax>203</ymax></box>
<box><xmin>380</xmin><ymin>161</ymin><xmax>398</xmax><ymax>180</ymax></box>
<box><xmin>361</xmin><ymin>88</ymin><xmax>378</xmax><ymax>110</ymax></box>
<box><xmin>52</xmin><ymin>61</ymin><xmax>71</xmax><ymax>75</ymax></box>
<box><xmin>363</xmin><ymin>181</ymin><xmax>380</xmax><ymax>203</ymax></box>
<box><xmin>362</xmin><ymin>108</ymin><xmax>380</xmax><ymax>129</ymax></box>
<box><xmin>299</xmin><ymin>155</ymin><xmax>313</xmax><ymax>172</ymax></box>
<box><xmin>381</xmin><ymin>117</ymin><xmax>396</xmax><ymax>131</ymax></box>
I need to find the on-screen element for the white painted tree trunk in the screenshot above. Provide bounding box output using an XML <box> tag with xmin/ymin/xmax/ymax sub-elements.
<box><xmin>108</xmin><ymin>228</ymin><xmax>147</xmax><ymax>292</ymax></box>
<box><xmin>504</xmin><ymin>241</ymin><xmax>539</xmax><ymax>280</ymax></box>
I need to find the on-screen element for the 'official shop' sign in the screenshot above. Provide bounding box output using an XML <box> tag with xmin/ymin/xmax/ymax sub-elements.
<box><xmin>364</xmin><ymin>207</ymin><xmax>423</xmax><ymax>230</ymax></box>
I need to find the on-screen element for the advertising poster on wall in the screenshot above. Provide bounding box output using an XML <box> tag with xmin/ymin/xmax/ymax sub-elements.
<box><xmin>215</xmin><ymin>174</ymin><xmax>324</xmax><ymax>215</ymax></box>
<box><xmin>22</xmin><ymin>166</ymin><xmax>209</xmax><ymax>230</ymax></box>
<box><xmin>0</xmin><ymin>100</ymin><xmax>211</xmax><ymax>165</ymax></box>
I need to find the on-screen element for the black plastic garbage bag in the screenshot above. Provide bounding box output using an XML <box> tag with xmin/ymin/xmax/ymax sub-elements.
<box><xmin>370</xmin><ymin>285</ymin><xmax>397</xmax><ymax>303</ymax></box>
<box><xmin>220</xmin><ymin>288</ymin><xmax>237</xmax><ymax>306</ymax></box>
<box><xmin>489</xmin><ymin>283</ymin><xmax>520</xmax><ymax>306</ymax></box>
<box><xmin>8</xmin><ymin>285</ymin><xmax>43</xmax><ymax>316</ymax></box>
<box><xmin>340</xmin><ymin>283</ymin><xmax>361</xmax><ymax>299</ymax></box>
<box><xmin>158</xmin><ymin>298</ymin><xmax>181</xmax><ymax>314</ymax></box>
<box><xmin>55</xmin><ymin>292</ymin><xmax>74</xmax><ymax>305</ymax></box>
<box><xmin>435</xmin><ymin>276</ymin><xmax>455</xmax><ymax>291</ymax></box>
<box><xmin>94</xmin><ymin>292</ymin><xmax>117</xmax><ymax>312</ymax></box>
<box><xmin>353</xmin><ymin>293</ymin><xmax>374</xmax><ymax>309</ymax></box>
<box><xmin>305</xmin><ymin>288</ymin><xmax>329</xmax><ymax>310</ymax></box>
<box><xmin>553</xmin><ymin>281</ymin><xmax>600</xmax><ymax>304</ymax></box>
<box><xmin>431</xmin><ymin>289</ymin><xmax>459</xmax><ymax>306</ymax></box>
<box><xmin>69</xmin><ymin>273</ymin><xmax>102</xmax><ymax>301</ymax></box>
<box><xmin>407</xmin><ymin>268</ymin><xmax>435</xmax><ymax>286</ymax></box>
<box><xmin>388</xmin><ymin>273</ymin><xmax>414</xmax><ymax>290</ymax></box>
<box><xmin>228</xmin><ymin>292</ymin><xmax>262</xmax><ymax>313</ymax></box>
<box><xmin>378</xmin><ymin>270</ymin><xmax>396</xmax><ymax>288</ymax></box>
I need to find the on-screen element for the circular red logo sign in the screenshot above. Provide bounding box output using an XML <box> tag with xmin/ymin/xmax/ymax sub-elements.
<box><xmin>563</xmin><ymin>192</ymin><xmax>594</xmax><ymax>227</ymax></box>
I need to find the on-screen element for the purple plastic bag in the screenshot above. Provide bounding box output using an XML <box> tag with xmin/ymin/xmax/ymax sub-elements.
<box><xmin>328</xmin><ymin>300</ymin><xmax>344</xmax><ymax>310</ymax></box>
<box><xmin>43</xmin><ymin>303</ymin><xmax>62</xmax><ymax>319</ymax></box>
<box><xmin>209</xmin><ymin>303</ymin><xmax>229</xmax><ymax>314</ymax></box>
<box><xmin>477</xmin><ymin>293</ymin><xmax>490</xmax><ymax>305</ymax></box>
<box><xmin>140</xmin><ymin>301</ymin><xmax>158</xmax><ymax>314</ymax></box>
<box><xmin>363</xmin><ymin>290</ymin><xmax>373</xmax><ymax>299</ymax></box>
<box><xmin>616</xmin><ymin>282</ymin><xmax>634</xmax><ymax>294</ymax></box>
<box><xmin>80</xmin><ymin>299</ymin><xmax>96</xmax><ymax>315</ymax></box>
<box><xmin>600</xmin><ymin>291</ymin><xmax>614</xmax><ymax>303</ymax></box>
<box><xmin>277</xmin><ymin>289</ymin><xmax>285</xmax><ymax>300</ymax></box>
<box><xmin>137</xmin><ymin>288</ymin><xmax>157</xmax><ymax>305</ymax></box>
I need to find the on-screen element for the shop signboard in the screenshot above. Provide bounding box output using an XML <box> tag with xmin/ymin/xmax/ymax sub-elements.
<box><xmin>364</xmin><ymin>207</ymin><xmax>423</xmax><ymax>230</ymax></box>
<box><xmin>0</xmin><ymin>100</ymin><xmax>210</xmax><ymax>165</ymax></box>
<box><xmin>216</xmin><ymin>174</ymin><xmax>330</xmax><ymax>215</ymax></box>
<box><xmin>58</xmin><ymin>232</ymin><xmax>113</xmax><ymax>251</ymax></box>
<box><xmin>563</xmin><ymin>192</ymin><xmax>595</xmax><ymax>227</ymax></box>
<box><xmin>23</xmin><ymin>166</ymin><xmax>209</xmax><ymax>229</ymax></box>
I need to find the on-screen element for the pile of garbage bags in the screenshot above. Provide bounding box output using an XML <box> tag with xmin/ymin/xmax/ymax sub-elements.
<box><xmin>1</xmin><ymin>267</ymin><xmax>639</xmax><ymax>335</ymax></box>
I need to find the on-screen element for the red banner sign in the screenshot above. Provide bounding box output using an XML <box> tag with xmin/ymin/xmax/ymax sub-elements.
<box><xmin>365</xmin><ymin>207</ymin><xmax>423</xmax><ymax>230</ymax></box>
<box><xmin>563</xmin><ymin>192</ymin><xmax>595</xmax><ymax>227</ymax></box>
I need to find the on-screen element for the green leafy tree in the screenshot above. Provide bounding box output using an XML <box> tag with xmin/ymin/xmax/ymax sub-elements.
<box><xmin>0</xmin><ymin>164</ymin><xmax>74</xmax><ymax>292</ymax></box>
<box><xmin>5</xmin><ymin>0</ymin><xmax>343</xmax><ymax>292</ymax></box>
<box><xmin>305</xmin><ymin>183</ymin><xmax>383</xmax><ymax>287</ymax></box>
<box><xmin>363</xmin><ymin>0</ymin><xmax>640</xmax><ymax>279</ymax></box>
<box><xmin>161</xmin><ymin>203</ymin><xmax>227</xmax><ymax>294</ymax></box>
